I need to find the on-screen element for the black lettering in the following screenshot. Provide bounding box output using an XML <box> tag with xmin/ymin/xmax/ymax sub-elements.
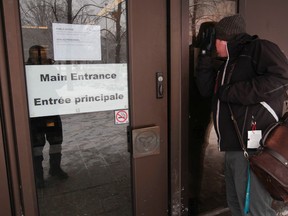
<box><xmin>34</xmin><ymin>98</ymin><xmax>41</xmax><ymax>106</ymax></box>
<box><xmin>33</xmin><ymin>97</ymin><xmax>71</xmax><ymax>106</ymax></box>
<box><xmin>70</xmin><ymin>73</ymin><xmax>117</xmax><ymax>80</ymax></box>
<box><xmin>71</xmin><ymin>73</ymin><xmax>77</xmax><ymax>80</ymax></box>
<box><xmin>110</xmin><ymin>95</ymin><xmax>115</xmax><ymax>100</ymax></box>
<box><xmin>40</xmin><ymin>74</ymin><xmax>50</xmax><ymax>81</ymax></box>
<box><xmin>65</xmin><ymin>98</ymin><xmax>71</xmax><ymax>103</ymax></box>
<box><xmin>40</xmin><ymin>73</ymin><xmax>67</xmax><ymax>82</ymax></box>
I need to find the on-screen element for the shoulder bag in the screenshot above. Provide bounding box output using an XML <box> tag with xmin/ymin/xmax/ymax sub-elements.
<box><xmin>229</xmin><ymin>104</ymin><xmax>288</xmax><ymax>202</ymax></box>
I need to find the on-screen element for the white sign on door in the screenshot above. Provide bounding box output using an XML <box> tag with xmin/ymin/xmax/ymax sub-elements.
<box><xmin>25</xmin><ymin>64</ymin><xmax>128</xmax><ymax>117</ymax></box>
<box><xmin>52</xmin><ymin>23</ymin><xmax>101</xmax><ymax>61</ymax></box>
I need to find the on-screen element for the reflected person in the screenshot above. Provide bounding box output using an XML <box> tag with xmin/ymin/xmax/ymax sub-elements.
<box><xmin>189</xmin><ymin>21</ymin><xmax>225</xmax><ymax>214</ymax></box>
<box><xmin>188</xmin><ymin>21</ymin><xmax>215</xmax><ymax>215</ymax></box>
<box><xmin>27</xmin><ymin>45</ymin><xmax>68</xmax><ymax>188</ymax></box>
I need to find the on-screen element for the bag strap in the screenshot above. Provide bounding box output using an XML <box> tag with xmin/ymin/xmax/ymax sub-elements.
<box><xmin>226</xmin><ymin>61</ymin><xmax>251</xmax><ymax>214</ymax></box>
<box><xmin>260</xmin><ymin>112</ymin><xmax>288</xmax><ymax>145</ymax></box>
<box><xmin>260</xmin><ymin>121</ymin><xmax>280</xmax><ymax>145</ymax></box>
<box><xmin>228</xmin><ymin>103</ymin><xmax>251</xmax><ymax>214</ymax></box>
<box><xmin>228</xmin><ymin>103</ymin><xmax>249</xmax><ymax>158</ymax></box>
<box><xmin>282</xmin><ymin>112</ymin><xmax>288</xmax><ymax>122</ymax></box>
<box><xmin>225</xmin><ymin>60</ymin><xmax>249</xmax><ymax>157</ymax></box>
<box><xmin>265</xmin><ymin>148</ymin><xmax>288</xmax><ymax>167</ymax></box>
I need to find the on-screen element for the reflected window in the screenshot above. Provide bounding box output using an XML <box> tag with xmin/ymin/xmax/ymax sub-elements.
<box><xmin>19</xmin><ymin>0</ymin><xmax>131</xmax><ymax>215</ymax></box>
<box><xmin>189</xmin><ymin>0</ymin><xmax>238</xmax><ymax>44</ymax></box>
<box><xmin>188</xmin><ymin>0</ymin><xmax>237</xmax><ymax>214</ymax></box>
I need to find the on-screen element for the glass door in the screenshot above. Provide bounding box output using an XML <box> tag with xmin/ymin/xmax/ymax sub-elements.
<box><xmin>188</xmin><ymin>0</ymin><xmax>237</xmax><ymax>215</ymax></box>
<box><xmin>19</xmin><ymin>0</ymin><xmax>131</xmax><ymax>215</ymax></box>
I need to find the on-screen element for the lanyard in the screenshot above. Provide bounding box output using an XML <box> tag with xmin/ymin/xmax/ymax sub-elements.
<box><xmin>244</xmin><ymin>163</ymin><xmax>251</xmax><ymax>214</ymax></box>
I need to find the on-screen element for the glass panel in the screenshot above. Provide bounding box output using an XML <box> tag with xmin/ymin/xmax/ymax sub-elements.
<box><xmin>188</xmin><ymin>0</ymin><xmax>237</xmax><ymax>214</ymax></box>
<box><xmin>19</xmin><ymin>0</ymin><xmax>132</xmax><ymax>215</ymax></box>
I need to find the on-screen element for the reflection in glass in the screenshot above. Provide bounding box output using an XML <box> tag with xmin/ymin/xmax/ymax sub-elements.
<box><xmin>27</xmin><ymin>45</ymin><xmax>68</xmax><ymax>189</ymax></box>
<box><xmin>188</xmin><ymin>0</ymin><xmax>237</xmax><ymax>214</ymax></box>
<box><xmin>19</xmin><ymin>0</ymin><xmax>131</xmax><ymax>215</ymax></box>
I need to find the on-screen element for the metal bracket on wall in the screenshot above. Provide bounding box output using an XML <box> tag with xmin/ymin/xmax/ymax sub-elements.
<box><xmin>132</xmin><ymin>126</ymin><xmax>160</xmax><ymax>158</ymax></box>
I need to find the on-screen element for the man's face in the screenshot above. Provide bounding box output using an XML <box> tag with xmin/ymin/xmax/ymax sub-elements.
<box><xmin>215</xmin><ymin>39</ymin><xmax>228</xmax><ymax>57</ymax></box>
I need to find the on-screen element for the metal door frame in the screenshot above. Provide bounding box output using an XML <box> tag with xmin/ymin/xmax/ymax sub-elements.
<box><xmin>0</xmin><ymin>1</ymin><xmax>38</xmax><ymax>215</ymax></box>
<box><xmin>0</xmin><ymin>0</ymin><xmax>190</xmax><ymax>215</ymax></box>
<box><xmin>128</xmin><ymin>0</ymin><xmax>169</xmax><ymax>214</ymax></box>
<box><xmin>168</xmin><ymin>0</ymin><xmax>190</xmax><ymax>215</ymax></box>
<box><xmin>0</xmin><ymin>4</ymin><xmax>13</xmax><ymax>215</ymax></box>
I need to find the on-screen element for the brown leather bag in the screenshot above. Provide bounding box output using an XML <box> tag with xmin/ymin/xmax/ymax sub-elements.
<box><xmin>249</xmin><ymin>112</ymin><xmax>288</xmax><ymax>202</ymax></box>
<box><xmin>229</xmin><ymin>103</ymin><xmax>288</xmax><ymax>202</ymax></box>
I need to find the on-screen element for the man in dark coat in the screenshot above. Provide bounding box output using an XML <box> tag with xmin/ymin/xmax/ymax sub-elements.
<box><xmin>196</xmin><ymin>14</ymin><xmax>288</xmax><ymax>215</ymax></box>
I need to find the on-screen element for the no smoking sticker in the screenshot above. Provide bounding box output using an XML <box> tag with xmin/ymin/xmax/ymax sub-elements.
<box><xmin>114</xmin><ymin>109</ymin><xmax>129</xmax><ymax>124</ymax></box>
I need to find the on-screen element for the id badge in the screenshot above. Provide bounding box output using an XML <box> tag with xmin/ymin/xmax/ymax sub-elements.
<box><xmin>247</xmin><ymin>130</ymin><xmax>262</xmax><ymax>149</ymax></box>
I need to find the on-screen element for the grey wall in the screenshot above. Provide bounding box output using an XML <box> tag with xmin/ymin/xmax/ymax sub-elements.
<box><xmin>239</xmin><ymin>0</ymin><xmax>288</xmax><ymax>56</ymax></box>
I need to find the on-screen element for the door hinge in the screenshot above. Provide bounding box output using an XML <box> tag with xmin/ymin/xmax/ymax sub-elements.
<box><xmin>126</xmin><ymin>125</ymin><xmax>132</xmax><ymax>153</ymax></box>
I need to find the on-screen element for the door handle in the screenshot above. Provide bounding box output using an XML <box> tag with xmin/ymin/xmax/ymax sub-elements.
<box><xmin>156</xmin><ymin>72</ymin><xmax>164</xmax><ymax>98</ymax></box>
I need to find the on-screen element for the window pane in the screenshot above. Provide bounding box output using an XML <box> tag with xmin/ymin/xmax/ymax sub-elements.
<box><xmin>19</xmin><ymin>0</ymin><xmax>132</xmax><ymax>215</ymax></box>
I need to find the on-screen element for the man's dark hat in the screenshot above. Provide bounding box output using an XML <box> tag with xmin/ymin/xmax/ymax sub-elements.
<box><xmin>215</xmin><ymin>14</ymin><xmax>246</xmax><ymax>41</ymax></box>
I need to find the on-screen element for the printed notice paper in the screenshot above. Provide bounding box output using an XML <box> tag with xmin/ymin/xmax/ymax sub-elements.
<box><xmin>25</xmin><ymin>64</ymin><xmax>128</xmax><ymax>117</ymax></box>
<box><xmin>52</xmin><ymin>23</ymin><xmax>101</xmax><ymax>61</ymax></box>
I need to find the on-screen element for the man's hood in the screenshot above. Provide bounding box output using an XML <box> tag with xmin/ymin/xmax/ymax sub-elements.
<box><xmin>227</xmin><ymin>33</ymin><xmax>258</xmax><ymax>59</ymax></box>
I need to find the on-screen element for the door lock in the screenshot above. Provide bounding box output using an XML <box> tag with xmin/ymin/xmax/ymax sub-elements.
<box><xmin>156</xmin><ymin>72</ymin><xmax>164</xmax><ymax>98</ymax></box>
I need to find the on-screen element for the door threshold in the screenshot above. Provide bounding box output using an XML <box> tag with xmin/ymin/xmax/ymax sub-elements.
<box><xmin>198</xmin><ymin>207</ymin><xmax>230</xmax><ymax>216</ymax></box>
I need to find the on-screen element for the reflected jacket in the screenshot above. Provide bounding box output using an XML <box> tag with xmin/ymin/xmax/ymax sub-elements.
<box><xmin>196</xmin><ymin>33</ymin><xmax>288</xmax><ymax>151</ymax></box>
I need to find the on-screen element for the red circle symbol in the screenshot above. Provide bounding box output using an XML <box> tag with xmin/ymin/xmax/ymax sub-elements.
<box><xmin>116</xmin><ymin>110</ymin><xmax>128</xmax><ymax>123</ymax></box>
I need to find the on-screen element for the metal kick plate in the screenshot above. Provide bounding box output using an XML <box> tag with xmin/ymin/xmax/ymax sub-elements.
<box><xmin>132</xmin><ymin>126</ymin><xmax>160</xmax><ymax>158</ymax></box>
